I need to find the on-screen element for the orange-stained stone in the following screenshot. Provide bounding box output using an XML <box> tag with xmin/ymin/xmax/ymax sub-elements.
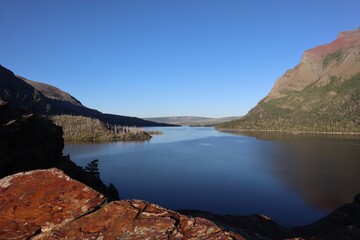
<box><xmin>35</xmin><ymin>200</ymin><xmax>245</xmax><ymax>240</ymax></box>
<box><xmin>0</xmin><ymin>168</ymin><xmax>105</xmax><ymax>240</ymax></box>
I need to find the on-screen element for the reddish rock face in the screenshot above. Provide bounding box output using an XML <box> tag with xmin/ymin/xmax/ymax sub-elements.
<box><xmin>35</xmin><ymin>200</ymin><xmax>244</xmax><ymax>240</ymax></box>
<box><xmin>0</xmin><ymin>168</ymin><xmax>105</xmax><ymax>240</ymax></box>
<box><xmin>0</xmin><ymin>169</ymin><xmax>244</xmax><ymax>239</ymax></box>
<box><xmin>268</xmin><ymin>27</ymin><xmax>360</xmax><ymax>98</ymax></box>
<box><xmin>308</xmin><ymin>29</ymin><xmax>360</xmax><ymax>56</ymax></box>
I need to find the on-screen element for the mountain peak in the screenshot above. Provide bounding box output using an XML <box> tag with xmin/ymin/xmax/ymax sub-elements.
<box><xmin>337</xmin><ymin>27</ymin><xmax>360</xmax><ymax>39</ymax></box>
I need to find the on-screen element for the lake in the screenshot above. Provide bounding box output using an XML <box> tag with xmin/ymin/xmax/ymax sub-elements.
<box><xmin>64</xmin><ymin>127</ymin><xmax>360</xmax><ymax>227</ymax></box>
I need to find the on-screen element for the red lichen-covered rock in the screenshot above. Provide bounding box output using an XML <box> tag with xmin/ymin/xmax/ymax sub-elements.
<box><xmin>35</xmin><ymin>200</ymin><xmax>245</xmax><ymax>240</ymax></box>
<box><xmin>0</xmin><ymin>168</ymin><xmax>105</xmax><ymax>240</ymax></box>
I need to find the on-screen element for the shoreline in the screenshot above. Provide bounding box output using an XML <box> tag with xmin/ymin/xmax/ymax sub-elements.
<box><xmin>216</xmin><ymin>128</ymin><xmax>360</xmax><ymax>136</ymax></box>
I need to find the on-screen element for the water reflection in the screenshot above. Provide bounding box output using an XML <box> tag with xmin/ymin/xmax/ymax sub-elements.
<box><xmin>232</xmin><ymin>131</ymin><xmax>360</xmax><ymax>210</ymax></box>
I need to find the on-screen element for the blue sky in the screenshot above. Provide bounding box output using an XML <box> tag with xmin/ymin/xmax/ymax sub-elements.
<box><xmin>0</xmin><ymin>1</ymin><xmax>359</xmax><ymax>118</ymax></box>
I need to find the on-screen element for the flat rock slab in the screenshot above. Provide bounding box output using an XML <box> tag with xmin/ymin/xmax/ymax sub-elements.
<box><xmin>36</xmin><ymin>200</ymin><xmax>244</xmax><ymax>240</ymax></box>
<box><xmin>0</xmin><ymin>168</ymin><xmax>105</xmax><ymax>240</ymax></box>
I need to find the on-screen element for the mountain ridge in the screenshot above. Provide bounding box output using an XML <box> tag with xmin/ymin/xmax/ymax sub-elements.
<box><xmin>0</xmin><ymin>65</ymin><xmax>169</xmax><ymax>127</ymax></box>
<box><xmin>20</xmin><ymin>76</ymin><xmax>83</xmax><ymax>107</ymax></box>
<box><xmin>218</xmin><ymin>27</ymin><xmax>360</xmax><ymax>133</ymax></box>
<box><xmin>268</xmin><ymin>27</ymin><xmax>360</xmax><ymax>99</ymax></box>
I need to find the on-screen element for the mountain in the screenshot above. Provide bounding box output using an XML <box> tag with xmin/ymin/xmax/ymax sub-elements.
<box><xmin>218</xmin><ymin>27</ymin><xmax>360</xmax><ymax>133</ymax></box>
<box><xmin>146</xmin><ymin>116</ymin><xmax>242</xmax><ymax>126</ymax></box>
<box><xmin>21</xmin><ymin>77</ymin><xmax>83</xmax><ymax>107</ymax></box>
<box><xmin>0</xmin><ymin>65</ymin><xmax>168</xmax><ymax>126</ymax></box>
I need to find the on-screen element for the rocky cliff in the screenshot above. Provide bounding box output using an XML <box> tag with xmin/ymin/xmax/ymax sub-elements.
<box><xmin>269</xmin><ymin>28</ymin><xmax>360</xmax><ymax>98</ymax></box>
<box><xmin>1</xmin><ymin>168</ymin><xmax>359</xmax><ymax>240</ymax></box>
<box><xmin>219</xmin><ymin>27</ymin><xmax>360</xmax><ymax>132</ymax></box>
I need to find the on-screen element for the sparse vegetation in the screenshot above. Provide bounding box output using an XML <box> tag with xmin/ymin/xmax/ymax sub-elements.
<box><xmin>146</xmin><ymin>130</ymin><xmax>164</xmax><ymax>135</ymax></box>
<box><xmin>323</xmin><ymin>49</ymin><xmax>344</xmax><ymax>69</ymax></box>
<box><xmin>51</xmin><ymin>115</ymin><xmax>152</xmax><ymax>141</ymax></box>
<box><xmin>217</xmin><ymin>73</ymin><xmax>360</xmax><ymax>133</ymax></box>
<box><xmin>84</xmin><ymin>159</ymin><xmax>100</xmax><ymax>178</ymax></box>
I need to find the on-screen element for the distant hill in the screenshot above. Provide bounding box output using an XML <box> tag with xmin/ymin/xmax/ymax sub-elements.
<box><xmin>218</xmin><ymin>27</ymin><xmax>360</xmax><ymax>133</ymax></box>
<box><xmin>146</xmin><ymin>116</ymin><xmax>242</xmax><ymax>126</ymax></box>
<box><xmin>0</xmin><ymin>65</ymin><xmax>168</xmax><ymax>127</ymax></box>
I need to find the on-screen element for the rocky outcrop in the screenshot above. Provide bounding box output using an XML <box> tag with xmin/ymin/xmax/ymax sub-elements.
<box><xmin>0</xmin><ymin>169</ymin><xmax>105</xmax><ymax>240</ymax></box>
<box><xmin>180</xmin><ymin>196</ymin><xmax>360</xmax><ymax>240</ymax></box>
<box><xmin>0</xmin><ymin>102</ymin><xmax>119</xmax><ymax>201</ymax></box>
<box><xmin>290</xmin><ymin>193</ymin><xmax>360</xmax><ymax>239</ymax></box>
<box><xmin>0</xmin><ymin>169</ymin><xmax>244</xmax><ymax>240</ymax></box>
<box><xmin>36</xmin><ymin>200</ymin><xmax>244</xmax><ymax>240</ymax></box>
<box><xmin>0</xmin><ymin>102</ymin><xmax>64</xmax><ymax>178</ymax></box>
<box><xmin>2</xmin><ymin>168</ymin><xmax>360</xmax><ymax>240</ymax></box>
<box><xmin>179</xmin><ymin>210</ymin><xmax>288</xmax><ymax>239</ymax></box>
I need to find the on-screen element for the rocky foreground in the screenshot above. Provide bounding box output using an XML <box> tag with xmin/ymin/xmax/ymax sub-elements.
<box><xmin>1</xmin><ymin>168</ymin><xmax>360</xmax><ymax>240</ymax></box>
<box><xmin>0</xmin><ymin>168</ymin><xmax>243</xmax><ymax>240</ymax></box>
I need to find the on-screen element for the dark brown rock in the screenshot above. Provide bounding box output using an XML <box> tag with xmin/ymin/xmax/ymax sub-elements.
<box><xmin>181</xmin><ymin>198</ymin><xmax>360</xmax><ymax>240</ymax></box>
<box><xmin>0</xmin><ymin>103</ymin><xmax>119</xmax><ymax>201</ymax></box>
<box><xmin>0</xmin><ymin>168</ymin><xmax>105</xmax><ymax>240</ymax></box>
<box><xmin>35</xmin><ymin>200</ymin><xmax>244</xmax><ymax>240</ymax></box>
<box><xmin>0</xmin><ymin>103</ymin><xmax>64</xmax><ymax>178</ymax></box>
<box><xmin>354</xmin><ymin>193</ymin><xmax>360</xmax><ymax>203</ymax></box>
<box><xmin>179</xmin><ymin>210</ymin><xmax>288</xmax><ymax>239</ymax></box>
<box><xmin>289</xmin><ymin>196</ymin><xmax>360</xmax><ymax>240</ymax></box>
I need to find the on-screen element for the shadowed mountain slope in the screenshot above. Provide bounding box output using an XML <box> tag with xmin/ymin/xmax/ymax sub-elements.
<box><xmin>0</xmin><ymin>65</ymin><xmax>168</xmax><ymax>126</ymax></box>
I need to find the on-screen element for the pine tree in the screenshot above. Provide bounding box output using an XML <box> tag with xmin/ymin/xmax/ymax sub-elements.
<box><xmin>84</xmin><ymin>159</ymin><xmax>100</xmax><ymax>178</ymax></box>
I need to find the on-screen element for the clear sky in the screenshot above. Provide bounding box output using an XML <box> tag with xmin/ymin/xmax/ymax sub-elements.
<box><xmin>0</xmin><ymin>1</ymin><xmax>359</xmax><ymax>118</ymax></box>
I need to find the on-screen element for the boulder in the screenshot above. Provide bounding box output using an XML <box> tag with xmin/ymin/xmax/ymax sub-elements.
<box><xmin>0</xmin><ymin>168</ymin><xmax>105</xmax><ymax>240</ymax></box>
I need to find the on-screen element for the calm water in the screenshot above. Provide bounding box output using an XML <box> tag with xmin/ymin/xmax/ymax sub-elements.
<box><xmin>64</xmin><ymin>127</ymin><xmax>360</xmax><ymax>227</ymax></box>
